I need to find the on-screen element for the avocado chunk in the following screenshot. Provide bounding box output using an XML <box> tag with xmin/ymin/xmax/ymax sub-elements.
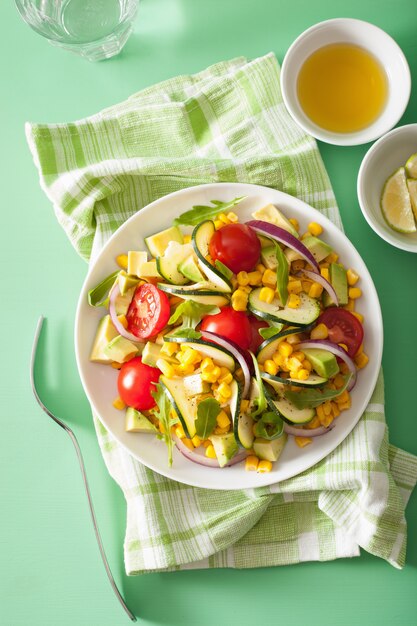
<box><xmin>145</xmin><ymin>225</ymin><xmax>183</xmax><ymax>258</ymax></box>
<box><xmin>302</xmin><ymin>348</ymin><xmax>339</xmax><ymax>378</ymax></box>
<box><xmin>285</xmin><ymin>235</ymin><xmax>333</xmax><ymax>264</ymax></box>
<box><xmin>141</xmin><ymin>342</ymin><xmax>162</xmax><ymax>368</ymax></box>
<box><xmin>127</xmin><ymin>251</ymin><xmax>147</xmax><ymax>278</ymax></box>
<box><xmin>252</xmin><ymin>204</ymin><xmax>299</xmax><ymax>238</ymax></box>
<box><xmin>209</xmin><ymin>433</ymin><xmax>239</xmax><ymax>467</ymax></box>
<box><xmin>118</xmin><ymin>271</ymin><xmax>140</xmax><ymax>295</ymax></box>
<box><xmin>125</xmin><ymin>407</ymin><xmax>158</xmax><ymax>433</ymax></box>
<box><xmin>323</xmin><ymin>263</ymin><xmax>348</xmax><ymax>307</ymax></box>
<box><xmin>89</xmin><ymin>315</ymin><xmax>118</xmax><ymax>363</ymax></box>
<box><xmin>253</xmin><ymin>434</ymin><xmax>287</xmax><ymax>462</ymax></box>
<box><xmin>178</xmin><ymin>256</ymin><xmax>204</xmax><ymax>282</ymax></box>
<box><xmin>104</xmin><ymin>335</ymin><xmax>140</xmax><ymax>363</ymax></box>
<box><xmin>138</xmin><ymin>260</ymin><xmax>161</xmax><ymax>279</ymax></box>
<box><xmin>114</xmin><ymin>286</ymin><xmax>135</xmax><ymax>315</ymax></box>
<box><xmin>261</xmin><ymin>245</ymin><xmax>278</xmax><ymax>270</ymax></box>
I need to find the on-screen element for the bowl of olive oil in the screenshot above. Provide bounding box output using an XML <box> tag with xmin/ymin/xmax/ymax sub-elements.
<box><xmin>281</xmin><ymin>19</ymin><xmax>411</xmax><ymax>146</ymax></box>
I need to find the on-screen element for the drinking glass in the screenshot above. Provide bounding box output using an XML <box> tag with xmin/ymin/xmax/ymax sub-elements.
<box><xmin>15</xmin><ymin>0</ymin><xmax>139</xmax><ymax>61</ymax></box>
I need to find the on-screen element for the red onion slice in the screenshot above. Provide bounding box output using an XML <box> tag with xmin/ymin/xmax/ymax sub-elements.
<box><xmin>200</xmin><ymin>330</ymin><xmax>251</xmax><ymax>398</ymax></box>
<box><xmin>173</xmin><ymin>435</ymin><xmax>247</xmax><ymax>468</ymax></box>
<box><xmin>246</xmin><ymin>220</ymin><xmax>320</xmax><ymax>273</ymax></box>
<box><xmin>284</xmin><ymin>422</ymin><xmax>335</xmax><ymax>437</ymax></box>
<box><xmin>298</xmin><ymin>339</ymin><xmax>357</xmax><ymax>390</ymax></box>
<box><xmin>299</xmin><ymin>268</ymin><xmax>339</xmax><ymax>306</ymax></box>
<box><xmin>109</xmin><ymin>283</ymin><xmax>142</xmax><ymax>343</ymax></box>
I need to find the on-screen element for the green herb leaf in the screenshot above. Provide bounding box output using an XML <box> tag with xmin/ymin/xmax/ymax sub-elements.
<box><xmin>275</xmin><ymin>244</ymin><xmax>289</xmax><ymax>306</ymax></box>
<box><xmin>253</xmin><ymin>411</ymin><xmax>284</xmax><ymax>440</ymax></box>
<box><xmin>173</xmin><ymin>197</ymin><xmax>247</xmax><ymax>226</ymax></box>
<box><xmin>195</xmin><ymin>398</ymin><xmax>221</xmax><ymax>439</ymax></box>
<box><xmin>171</xmin><ymin>328</ymin><xmax>202</xmax><ymax>340</ymax></box>
<box><xmin>284</xmin><ymin>374</ymin><xmax>352</xmax><ymax>409</ymax></box>
<box><xmin>152</xmin><ymin>383</ymin><xmax>177</xmax><ymax>466</ymax></box>
<box><xmin>259</xmin><ymin>324</ymin><xmax>284</xmax><ymax>340</ymax></box>
<box><xmin>88</xmin><ymin>271</ymin><xmax>119</xmax><ymax>307</ymax></box>
<box><xmin>249</xmin><ymin>352</ymin><xmax>268</xmax><ymax>418</ymax></box>
<box><xmin>168</xmin><ymin>300</ymin><xmax>220</xmax><ymax>329</ymax></box>
<box><xmin>214</xmin><ymin>260</ymin><xmax>234</xmax><ymax>280</ymax></box>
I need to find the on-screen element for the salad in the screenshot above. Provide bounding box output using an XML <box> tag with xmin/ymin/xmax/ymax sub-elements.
<box><xmin>88</xmin><ymin>197</ymin><xmax>369</xmax><ymax>474</ymax></box>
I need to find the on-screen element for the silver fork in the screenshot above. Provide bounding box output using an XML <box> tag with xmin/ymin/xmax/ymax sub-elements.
<box><xmin>30</xmin><ymin>316</ymin><xmax>136</xmax><ymax>622</ymax></box>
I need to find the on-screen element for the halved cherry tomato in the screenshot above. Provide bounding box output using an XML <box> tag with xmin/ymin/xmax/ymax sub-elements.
<box><xmin>200</xmin><ymin>307</ymin><xmax>252</xmax><ymax>351</ymax></box>
<box><xmin>126</xmin><ymin>283</ymin><xmax>170</xmax><ymax>340</ymax></box>
<box><xmin>118</xmin><ymin>357</ymin><xmax>160</xmax><ymax>410</ymax></box>
<box><xmin>248</xmin><ymin>316</ymin><xmax>269</xmax><ymax>353</ymax></box>
<box><xmin>318</xmin><ymin>308</ymin><xmax>364</xmax><ymax>357</ymax></box>
<box><xmin>209</xmin><ymin>223</ymin><xmax>261</xmax><ymax>273</ymax></box>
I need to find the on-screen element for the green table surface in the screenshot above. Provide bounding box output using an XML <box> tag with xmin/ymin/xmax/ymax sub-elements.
<box><xmin>2</xmin><ymin>1</ymin><xmax>417</xmax><ymax>624</ymax></box>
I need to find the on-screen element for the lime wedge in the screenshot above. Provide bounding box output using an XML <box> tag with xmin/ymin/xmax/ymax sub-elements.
<box><xmin>405</xmin><ymin>153</ymin><xmax>417</xmax><ymax>179</ymax></box>
<box><xmin>381</xmin><ymin>167</ymin><xmax>416</xmax><ymax>233</ymax></box>
<box><xmin>407</xmin><ymin>178</ymin><xmax>417</xmax><ymax>221</ymax></box>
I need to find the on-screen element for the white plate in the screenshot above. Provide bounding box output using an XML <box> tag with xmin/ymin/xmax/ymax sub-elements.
<box><xmin>75</xmin><ymin>183</ymin><xmax>383</xmax><ymax>490</ymax></box>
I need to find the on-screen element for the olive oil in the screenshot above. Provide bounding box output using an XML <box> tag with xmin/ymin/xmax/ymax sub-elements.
<box><xmin>297</xmin><ymin>43</ymin><xmax>388</xmax><ymax>133</ymax></box>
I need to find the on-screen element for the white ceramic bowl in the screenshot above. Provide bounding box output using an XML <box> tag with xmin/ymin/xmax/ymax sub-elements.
<box><xmin>357</xmin><ymin>124</ymin><xmax>417</xmax><ymax>252</ymax></box>
<box><xmin>280</xmin><ymin>18</ymin><xmax>411</xmax><ymax>146</ymax></box>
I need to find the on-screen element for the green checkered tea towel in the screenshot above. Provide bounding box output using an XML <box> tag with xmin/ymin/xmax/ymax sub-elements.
<box><xmin>26</xmin><ymin>53</ymin><xmax>417</xmax><ymax>574</ymax></box>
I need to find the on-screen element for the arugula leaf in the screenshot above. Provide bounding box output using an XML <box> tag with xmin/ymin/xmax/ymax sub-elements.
<box><xmin>88</xmin><ymin>271</ymin><xmax>119</xmax><ymax>307</ymax></box>
<box><xmin>253</xmin><ymin>411</ymin><xmax>284</xmax><ymax>440</ymax></box>
<box><xmin>168</xmin><ymin>300</ymin><xmax>220</xmax><ymax>329</ymax></box>
<box><xmin>284</xmin><ymin>374</ymin><xmax>352</xmax><ymax>409</ymax></box>
<box><xmin>214</xmin><ymin>260</ymin><xmax>234</xmax><ymax>280</ymax></box>
<box><xmin>152</xmin><ymin>383</ymin><xmax>177</xmax><ymax>466</ymax></box>
<box><xmin>173</xmin><ymin>197</ymin><xmax>247</xmax><ymax>226</ymax></box>
<box><xmin>259</xmin><ymin>324</ymin><xmax>284</xmax><ymax>340</ymax></box>
<box><xmin>195</xmin><ymin>398</ymin><xmax>221</xmax><ymax>438</ymax></box>
<box><xmin>171</xmin><ymin>328</ymin><xmax>202</xmax><ymax>340</ymax></box>
<box><xmin>249</xmin><ymin>352</ymin><xmax>268</xmax><ymax>418</ymax></box>
<box><xmin>275</xmin><ymin>244</ymin><xmax>289</xmax><ymax>306</ymax></box>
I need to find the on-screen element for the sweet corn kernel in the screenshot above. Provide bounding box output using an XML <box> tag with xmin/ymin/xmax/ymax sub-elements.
<box><xmin>182</xmin><ymin>348</ymin><xmax>201</xmax><ymax>366</ymax></box>
<box><xmin>177</xmin><ymin>363</ymin><xmax>195</xmax><ymax>376</ymax></box>
<box><xmin>306</xmin><ymin>415</ymin><xmax>321</xmax><ymax>429</ymax></box>
<box><xmin>289</xmin><ymin>217</ymin><xmax>299</xmax><ymax>230</ymax></box>
<box><xmin>331</xmin><ymin>402</ymin><xmax>340</xmax><ymax>418</ymax></box>
<box><xmin>287</xmin><ymin>280</ymin><xmax>303</xmax><ymax>294</ymax></box>
<box><xmin>349</xmin><ymin>287</ymin><xmax>362</xmax><ymax>299</ymax></box>
<box><xmin>339</xmin><ymin>362</ymin><xmax>349</xmax><ymax>375</ymax></box>
<box><xmin>336</xmin><ymin>390</ymin><xmax>350</xmax><ymax>405</ymax></box>
<box><xmin>302</xmin><ymin>359</ymin><xmax>312</xmax><ymax>372</ymax></box>
<box><xmin>352</xmin><ymin>311</ymin><xmax>364</xmax><ymax>323</ymax></box>
<box><xmin>326</xmin><ymin>252</ymin><xmax>339</xmax><ymax>263</ymax></box>
<box><xmin>201</xmin><ymin>357</ymin><xmax>214</xmax><ymax>372</ymax></box>
<box><xmin>205</xmin><ymin>444</ymin><xmax>217</xmax><ymax>459</ymax></box>
<box><xmin>295</xmin><ymin>436</ymin><xmax>313</xmax><ymax>448</ymax></box>
<box><xmin>256</xmin><ymin>263</ymin><xmax>266</xmax><ymax>273</ymax></box>
<box><xmin>310</xmin><ymin>323</ymin><xmax>329</xmax><ymax>340</ymax></box>
<box><xmin>347</xmin><ymin>269</ymin><xmax>359</xmax><ymax>286</ymax></box>
<box><xmin>161</xmin><ymin>341</ymin><xmax>178</xmax><ymax>356</ymax></box>
<box><xmin>227</xmin><ymin>211</ymin><xmax>239</xmax><ymax>223</ymax></box>
<box><xmin>308</xmin><ymin>222</ymin><xmax>323</xmax><ymax>236</ymax></box>
<box><xmin>334</xmin><ymin>374</ymin><xmax>346</xmax><ymax>389</ymax></box>
<box><xmin>159</xmin><ymin>422</ymin><xmax>166</xmax><ymax>434</ymax></box>
<box><xmin>291</xmin><ymin>259</ymin><xmax>305</xmax><ymax>272</ymax></box>
<box><xmin>214</xmin><ymin>219</ymin><xmax>223</xmax><ymax>230</ymax></box>
<box><xmin>272</xmin><ymin>352</ymin><xmax>285</xmax><ymax>367</ymax></box>
<box><xmin>262</xmin><ymin>269</ymin><xmax>277</xmax><ymax>287</ymax></box>
<box><xmin>211</xmin><ymin>366</ymin><xmax>221</xmax><ymax>380</ymax></box>
<box><xmin>278</xmin><ymin>342</ymin><xmax>293</xmax><ymax>358</ymax></box>
<box><xmin>297</xmin><ymin>368</ymin><xmax>310</xmax><ymax>381</ymax></box>
<box><xmin>183</xmin><ymin>234</ymin><xmax>192</xmax><ymax>243</ymax></box>
<box><xmin>191</xmin><ymin>436</ymin><xmax>202</xmax><ymax>448</ymax></box>
<box><xmin>234</xmin><ymin>367</ymin><xmax>244</xmax><ymax>381</ymax></box>
<box><xmin>288</xmin><ymin>356</ymin><xmax>303</xmax><ymax>371</ymax></box>
<box><xmin>202</xmin><ymin>370</ymin><xmax>217</xmax><ymax>383</ymax></box>
<box><xmin>287</xmin><ymin>293</ymin><xmax>300</xmax><ymax>308</ymax></box>
<box><xmin>320</xmin><ymin>413</ymin><xmax>334</xmax><ymax>428</ymax></box>
<box><xmin>240</xmin><ymin>399</ymin><xmax>250</xmax><ymax>413</ymax></box>
<box><xmin>316</xmin><ymin>405</ymin><xmax>325</xmax><ymax>422</ymax></box>
<box><xmin>257</xmin><ymin>460</ymin><xmax>273</xmax><ymax>473</ymax></box>
<box><xmin>344</xmin><ymin>299</ymin><xmax>355</xmax><ymax>312</ymax></box>
<box><xmin>218</xmin><ymin>382</ymin><xmax>232</xmax><ymax>398</ymax></box>
<box><xmin>218</xmin><ymin>212</ymin><xmax>231</xmax><ymax>224</ymax></box>
<box><xmin>112</xmin><ymin>396</ymin><xmax>126</xmax><ymax>410</ymax></box>
<box><xmin>182</xmin><ymin>438</ymin><xmax>194</xmax><ymax>451</ymax></box>
<box><xmin>237</xmin><ymin>271</ymin><xmax>250</xmax><ymax>286</ymax></box>
<box><xmin>175</xmin><ymin>425</ymin><xmax>185</xmax><ymax>438</ymax></box>
<box><xmin>156</xmin><ymin>358</ymin><xmax>176</xmax><ymax>378</ymax></box>
<box><xmin>217</xmin><ymin>410</ymin><xmax>231</xmax><ymax>429</ymax></box>
<box><xmin>111</xmin><ymin>362</ymin><xmax>122</xmax><ymax>370</ymax></box>
<box><xmin>338</xmin><ymin>400</ymin><xmax>351</xmax><ymax>411</ymax></box>
<box><xmin>320</xmin><ymin>267</ymin><xmax>330</xmax><ymax>280</ymax></box>
<box><xmin>259</xmin><ymin>287</ymin><xmax>275</xmax><ymax>304</ymax></box>
<box><xmin>231</xmin><ymin>289</ymin><xmax>249</xmax><ymax>311</ymax></box>
<box><xmin>245</xmin><ymin>456</ymin><xmax>260</xmax><ymax>471</ymax></box>
<box><xmin>116</xmin><ymin>254</ymin><xmax>128</xmax><ymax>270</ymax></box>
<box><xmin>355</xmin><ymin>352</ymin><xmax>369</xmax><ymax>369</ymax></box>
<box><xmin>247</xmin><ymin>271</ymin><xmax>262</xmax><ymax>286</ymax></box>
<box><xmin>202</xmin><ymin>439</ymin><xmax>211</xmax><ymax>448</ymax></box>
<box><xmin>323</xmin><ymin>401</ymin><xmax>332</xmax><ymax>416</ymax></box>
<box><xmin>337</xmin><ymin>343</ymin><xmax>348</xmax><ymax>353</ymax></box>
<box><xmin>309</xmin><ymin>282</ymin><xmax>324</xmax><ymax>299</ymax></box>
<box><xmin>286</xmin><ymin>334</ymin><xmax>301</xmax><ymax>345</ymax></box>
<box><xmin>302</xmin><ymin>280</ymin><xmax>313</xmax><ymax>292</ymax></box>
<box><xmin>218</xmin><ymin>368</ymin><xmax>233</xmax><ymax>384</ymax></box>
<box><xmin>264</xmin><ymin>359</ymin><xmax>278</xmax><ymax>376</ymax></box>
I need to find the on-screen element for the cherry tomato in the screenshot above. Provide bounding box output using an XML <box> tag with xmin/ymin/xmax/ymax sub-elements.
<box><xmin>118</xmin><ymin>357</ymin><xmax>160</xmax><ymax>410</ymax></box>
<box><xmin>200</xmin><ymin>307</ymin><xmax>252</xmax><ymax>351</ymax></box>
<box><xmin>248</xmin><ymin>316</ymin><xmax>269</xmax><ymax>353</ymax></box>
<box><xmin>126</xmin><ymin>283</ymin><xmax>170</xmax><ymax>340</ymax></box>
<box><xmin>209</xmin><ymin>223</ymin><xmax>261</xmax><ymax>273</ymax></box>
<box><xmin>318</xmin><ymin>308</ymin><xmax>364</xmax><ymax>357</ymax></box>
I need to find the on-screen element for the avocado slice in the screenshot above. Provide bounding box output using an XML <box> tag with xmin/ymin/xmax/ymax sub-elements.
<box><xmin>261</xmin><ymin>245</ymin><xmax>278</xmax><ymax>270</ymax></box>
<box><xmin>125</xmin><ymin>407</ymin><xmax>158</xmax><ymax>433</ymax></box>
<box><xmin>127</xmin><ymin>251</ymin><xmax>147</xmax><ymax>278</ymax></box>
<box><xmin>141</xmin><ymin>341</ymin><xmax>177</xmax><ymax>368</ymax></box>
<box><xmin>178</xmin><ymin>256</ymin><xmax>204</xmax><ymax>282</ymax></box>
<box><xmin>89</xmin><ymin>315</ymin><xmax>118</xmax><ymax>363</ymax></box>
<box><xmin>104</xmin><ymin>335</ymin><xmax>140</xmax><ymax>363</ymax></box>
<box><xmin>302</xmin><ymin>348</ymin><xmax>339</xmax><ymax>378</ymax></box>
<box><xmin>253</xmin><ymin>434</ymin><xmax>287</xmax><ymax>462</ymax></box>
<box><xmin>285</xmin><ymin>235</ymin><xmax>333</xmax><ymax>264</ymax></box>
<box><xmin>118</xmin><ymin>271</ymin><xmax>140</xmax><ymax>296</ymax></box>
<box><xmin>145</xmin><ymin>225</ymin><xmax>183</xmax><ymax>258</ymax></box>
<box><xmin>209</xmin><ymin>433</ymin><xmax>239</xmax><ymax>467</ymax></box>
<box><xmin>323</xmin><ymin>263</ymin><xmax>348</xmax><ymax>307</ymax></box>
<box><xmin>252</xmin><ymin>204</ymin><xmax>299</xmax><ymax>238</ymax></box>
<box><xmin>114</xmin><ymin>286</ymin><xmax>136</xmax><ymax>315</ymax></box>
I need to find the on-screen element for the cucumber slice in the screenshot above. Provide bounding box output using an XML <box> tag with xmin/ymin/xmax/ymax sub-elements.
<box><xmin>235</xmin><ymin>412</ymin><xmax>254</xmax><ymax>449</ymax></box>
<box><xmin>156</xmin><ymin>242</ymin><xmax>194</xmax><ymax>285</ymax></box>
<box><xmin>272</xmin><ymin>396</ymin><xmax>314</xmax><ymax>424</ymax></box>
<box><xmin>160</xmin><ymin>376</ymin><xmax>197</xmax><ymax>438</ymax></box>
<box><xmin>229</xmin><ymin>380</ymin><xmax>242</xmax><ymax>423</ymax></box>
<box><xmin>157</xmin><ymin>282</ymin><xmax>230</xmax><ymax>306</ymax></box>
<box><xmin>192</xmin><ymin>220</ymin><xmax>232</xmax><ymax>292</ymax></box>
<box><xmin>256</xmin><ymin>327</ymin><xmax>302</xmax><ymax>363</ymax></box>
<box><xmin>261</xmin><ymin>372</ymin><xmax>327</xmax><ymax>389</ymax></box>
<box><xmin>249</xmin><ymin>288</ymin><xmax>320</xmax><ymax>326</ymax></box>
<box><xmin>183</xmin><ymin>340</ymin><xmax>235</xmax><ymax>370</ymax></box>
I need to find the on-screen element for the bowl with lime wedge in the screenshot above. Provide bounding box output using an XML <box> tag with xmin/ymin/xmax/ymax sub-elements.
<box><xmin>357</xmin><ymin>123</ymin><xmax>417</xmax><ymax>252</ymax></box>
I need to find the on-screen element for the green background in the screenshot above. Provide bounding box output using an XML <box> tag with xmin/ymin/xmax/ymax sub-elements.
<box><xmin>2</xmin><ymin>1</ymin><xmax>417</xmax><ymax>624</ymax></box>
